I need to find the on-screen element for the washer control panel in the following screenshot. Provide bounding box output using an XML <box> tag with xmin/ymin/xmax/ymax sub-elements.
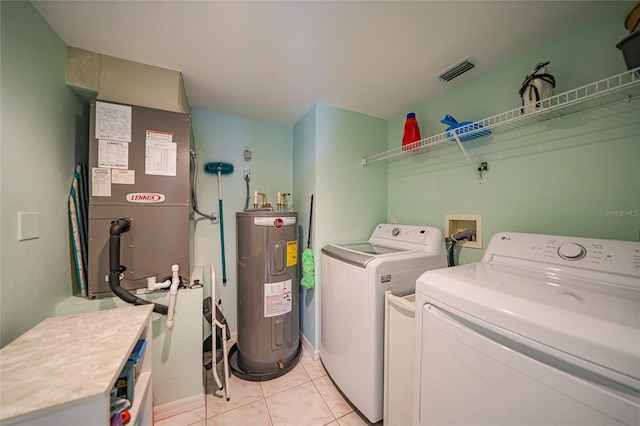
<box><xmin>369</xmin><ymin>223</ymin><xmax>444</xmax><ymax>251</ymax></box>
<box><xmin>485</xmin><ymin>232</ymin><xmax>640</xmax><ymax>276</ymax></box>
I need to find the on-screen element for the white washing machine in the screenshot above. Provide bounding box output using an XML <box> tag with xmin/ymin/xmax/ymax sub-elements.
<box><xmin>414</xmin><ymin>232</ymin><xmax>640</xmax><ymax>426</ymax></box>
<box><xmin>321</xmin><ymin>223</ymin><xmax>446</xmax><ymax>423</ymax></box>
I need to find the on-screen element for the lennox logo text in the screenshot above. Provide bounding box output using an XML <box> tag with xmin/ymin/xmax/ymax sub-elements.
<box><xmin>126</xmin><ymin>193</ymin><xmax>166</xmax><ymax>203</ymax></box>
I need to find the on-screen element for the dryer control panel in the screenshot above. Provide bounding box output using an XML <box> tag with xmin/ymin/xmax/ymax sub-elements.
<box><xmin>484</xmin><ymin>232</ymin><xmax>640</xmax><ymax>279</ymax></box>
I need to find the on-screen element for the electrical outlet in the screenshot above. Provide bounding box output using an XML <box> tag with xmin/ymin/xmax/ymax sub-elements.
<box><xmin>445</xmin><ymin>214</ymin><xmax>482</xmax><ymax>248</ymax></box>
<box><xmin>244</xmin><ymin>170</ymin><xmax>251</xmax><ymax>180</ymax></box>
<box><xmin>210</xmin><ymin>212</ymin><xmax>219</xmax><ymax>224</ymax></box>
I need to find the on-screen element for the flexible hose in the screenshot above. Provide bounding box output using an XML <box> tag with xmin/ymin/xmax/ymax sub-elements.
<box><xmin>189</xmin><ymin>150</ymin><xmax>218</xmax><ymax>221</ymax></box>
<box><xmin>109</xmin><ymin>218</ymin><xmax>168</xmax><ymax>315</ymax></box>
<box><xmin>244</xmin><ymin>173</ymin><xmax>250</xmax><ymax>211</ymax></box>
<box><xmin>447</xmin><ymin>241</ymin><xmax>457</xmax><ymax>267</ymax></box>
<box><xmin>446</xmin><ymin>229</ymin><xmax>477</xmax><ymax>267</ymax></box>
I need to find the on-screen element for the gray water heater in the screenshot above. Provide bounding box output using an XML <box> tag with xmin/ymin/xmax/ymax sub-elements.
<box><xmin>230</xmin><ymin>211</ymin><xmax>301</xmax><ymax>381</ymax></box>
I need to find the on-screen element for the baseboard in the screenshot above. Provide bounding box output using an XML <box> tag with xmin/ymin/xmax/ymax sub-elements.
<box><xmin>300</xmin><ymin>332</ymin><xmax>319</xmax><ymax>360</ymax></box>
<box><xmin>153</xmin><ymin>393</ymin><xmax>205</xmax><ymax>421</ymax></box>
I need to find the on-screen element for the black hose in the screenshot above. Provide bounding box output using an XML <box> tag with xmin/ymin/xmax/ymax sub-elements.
<box><xmin>446</xmin><ymin>229</ymin><xmax>477</xmax><ymax>267</ymax></box>
<box><xmin>244</xmin><ymin>173</ymin><xmax>250</xmax><ymax>211</ymax></box>
<box><xmin>448</xmin><ymin>241</ymin><xmax>457</xmax><ymax>267</ymax></box>
<box><xmin>109</xmin><ymin>218</ymin><xmax>168</xmax><ymax>315</ymax></box>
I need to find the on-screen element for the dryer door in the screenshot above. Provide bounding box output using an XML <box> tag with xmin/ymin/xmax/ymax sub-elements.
<box><xmin>414</xmin><ymin>303</ymin><xmax>640</xmax><ymax>426</ymax></box>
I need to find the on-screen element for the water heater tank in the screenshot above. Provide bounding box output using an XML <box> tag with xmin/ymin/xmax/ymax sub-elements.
<box><xmin>230</xmin><ymin>211</ymin><xmax>301</xmax><ymax>380</ymax></box>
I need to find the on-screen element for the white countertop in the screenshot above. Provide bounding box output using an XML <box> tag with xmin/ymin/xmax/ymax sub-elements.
<box><xmin>0</xmin><ymin>305</ymin><xmax>153</xmax><ymax>422</ymax></box>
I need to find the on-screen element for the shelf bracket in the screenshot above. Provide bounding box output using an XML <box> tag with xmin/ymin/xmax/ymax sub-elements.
<box><xmin>452</xmin><ymin>132</ymin><xmax>483</xmax><ymax>184</ymax></box>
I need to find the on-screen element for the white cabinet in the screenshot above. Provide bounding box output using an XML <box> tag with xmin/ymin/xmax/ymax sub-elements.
<box><xmin>0</xmin><ymin>305</ymin><xmax>154</xmax><ymax>426</ymax></box>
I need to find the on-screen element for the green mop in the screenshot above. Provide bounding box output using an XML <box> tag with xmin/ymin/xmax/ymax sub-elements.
<box><xmin>204</xmin><ymin>161</ymin><xmax>234</xmax><ymax>285</ymax></box>
<box><xmin>301</xmin><ymin>195</ymin><xmax>315</xmax><ymax>289</ymax></box>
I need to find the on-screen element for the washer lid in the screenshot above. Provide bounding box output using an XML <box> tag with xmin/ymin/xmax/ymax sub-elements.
<box><xmin>336</xmin><ymin>242</ymin><xmax>407</xmax><ymax>255</ymax></box>
<box><xmin>321</xmin><ymin>242</ymin><xmax>407</xmax><ymax>268</ymax></box>
<box><xmin>417</xmin><ymin>263</ymin><xmax>640</xmax><ymax>387</ymax></box>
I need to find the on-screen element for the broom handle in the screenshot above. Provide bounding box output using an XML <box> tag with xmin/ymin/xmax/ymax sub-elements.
<box><xmin>218</xmin><ymin>170</ymin><xmax>227</xmax><ymax>284</ymax></box>
<box><xmin>307</xmin><ymin>195</ymin><xmax>313</xmax><ymax>249</ymax></box>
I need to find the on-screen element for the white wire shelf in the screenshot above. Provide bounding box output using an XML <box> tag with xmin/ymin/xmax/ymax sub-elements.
<box><xmin>362</xmin><ymin>68</ymin><xmax>640</xmax><ymax>166</ymax></box>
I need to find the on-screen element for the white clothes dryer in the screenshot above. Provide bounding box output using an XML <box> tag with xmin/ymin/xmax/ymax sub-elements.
<box><xmin>414</xmin><ymin>232</ymin><xmax>640</xmax><ymax>426</ymax></box>
<box><xmin>321</xmin><ymin>224</ymin><xmax>446</xmax><ymax>423</ymax></box>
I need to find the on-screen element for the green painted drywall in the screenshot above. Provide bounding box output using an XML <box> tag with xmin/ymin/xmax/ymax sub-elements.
<box><xmin>294</xmin><ymin>104</ymin><xmax>387</xmax><ymax>353</ymax></box>
<box><xmin>292</xmin><ymin>105</ymin><xmax>318</xmax><ymax>351</ymax></box>
<box><xmin>190</xmin><ymin>109</ymin><xmax>293</xmax><ymax>333</ymax></box>
<box><xmin>386</xmin><ymin>2</ymin><xmax>640</xmax><ymax>264</ymax></box>
<box><xmin>0</xmin><ymin>1</ymin><xmax>83</xmax><ymax>347</ymax></box>
<box><xmin>315</xmin><ymin>104</ymin><xmax>388</xmax><ymax>244</ymax></box>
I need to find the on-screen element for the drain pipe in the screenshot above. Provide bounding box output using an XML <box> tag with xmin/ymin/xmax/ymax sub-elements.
<box><xmin>109</xmin><ymin>218</ymin><xmax>168</xmax><ymax>315</ymax></box>
<box><xmin>165</xmin><ymin>264</ymin><xmax>180</xmax><ymax>329</ymax></box>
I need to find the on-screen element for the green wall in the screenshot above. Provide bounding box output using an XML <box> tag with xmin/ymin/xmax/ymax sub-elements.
<box><xmin>0</xmin><ymin>1</ymin><xmax>84</xmax><ymax>347</ymax></box>
<box><xmin>386</xmin><ymin>3</ymin><xmax>640</xmax><ymax>264</ymax></box>
<box><xmin>293</xmin><ymin>104</ymin><xmax>388</xmax><ymax>352</ymax></box>
<box><xmin>315</xmin><ymin>104</ymin><xmax>389</xmax><ymax>245</ymax></box>
<box><xmin>292</xmin><ymin>105</ymin><xmax>318</xmax><ymax>349</ymax></box>
<box><xmin>189</xmin><ymin>109</ymin><xmax>293</xmax><ymax>333</ymax></box>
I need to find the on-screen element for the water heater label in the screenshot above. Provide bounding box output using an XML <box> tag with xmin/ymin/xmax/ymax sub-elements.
<box><xmin>287</xmin><ymin>241</ymin><xmax>298</xmax><ymax>267</ymax></box>
<box><xmin>126</xmin><ymin>193</ymin><xmax>166</xmax><ymax>203</ymax></box>
<box><xmin>264</xmin><ymin>279</ymin><xmax>292</xmax><ymax>317</ymax></box>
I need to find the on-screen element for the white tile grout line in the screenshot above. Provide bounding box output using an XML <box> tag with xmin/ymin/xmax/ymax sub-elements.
<box><xmin>310</xmin><ymin>378</ymin><xmax>344</xmax><ymax>424</ymax></box>
<box><xmin>204</xmin><ymin>348</ymin><xmax>356</xmax><ymax>425</ymax></box>
<box><xmin>206</xmin><ymin>375</ymin><xmax>342</xmax><ymax>425</ymax></box>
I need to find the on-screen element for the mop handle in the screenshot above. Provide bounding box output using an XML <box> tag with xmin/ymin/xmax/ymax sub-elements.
<box><xmin>218</xmin><ymin>170</ymin><xmax>227</xmax><ymax>284</ymax></box>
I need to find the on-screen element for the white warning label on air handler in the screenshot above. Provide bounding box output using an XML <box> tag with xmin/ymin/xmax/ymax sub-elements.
<box><xmin>264</xmin><ymin>279</ymin><xmax>292</xmax><ymax>318</ymax></box>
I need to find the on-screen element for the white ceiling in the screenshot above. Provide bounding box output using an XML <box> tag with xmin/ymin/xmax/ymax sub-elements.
<box><xmin>32</xmin><ymin>1</ymin><xmax>617</xmax><ymax>126</ymax></box>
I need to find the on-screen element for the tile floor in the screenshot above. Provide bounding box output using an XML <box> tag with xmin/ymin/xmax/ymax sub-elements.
<box><xmin>154</xmin><ymin>343</ymin><xmax>380</xmax><ymax>426</ymax></box>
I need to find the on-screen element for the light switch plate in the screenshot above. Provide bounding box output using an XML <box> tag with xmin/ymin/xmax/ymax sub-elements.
<box><xmin>18</xmin><ymin>211</ymin><xmax>40</xmax><ymax>241</ymax></box>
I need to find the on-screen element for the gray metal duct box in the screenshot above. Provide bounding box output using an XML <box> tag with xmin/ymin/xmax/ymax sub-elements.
<box><xmin>87</xmin><ymin>101</ymin><xmax>191</xmax><ymax>299</ymax></box>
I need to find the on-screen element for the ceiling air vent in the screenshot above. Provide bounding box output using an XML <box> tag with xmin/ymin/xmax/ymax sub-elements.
<box><xmin>434</xmin><ymin>56</ymin><xmax>477</xmax><ymax>83</ymax></box>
